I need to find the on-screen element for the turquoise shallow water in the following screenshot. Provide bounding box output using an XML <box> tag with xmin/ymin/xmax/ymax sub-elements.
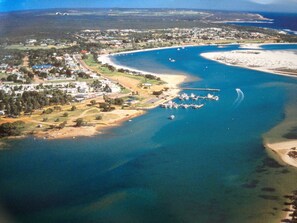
<box><xmin>1</xmin><ymin>44</ymin><xmax>297</xmax><ymax>223</ymax></box>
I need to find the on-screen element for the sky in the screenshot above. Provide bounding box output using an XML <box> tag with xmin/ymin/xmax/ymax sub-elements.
<box><xmin>0</xmin><ymin>0</ymin><xmax>297</xmax><ymax>13</ymax></box>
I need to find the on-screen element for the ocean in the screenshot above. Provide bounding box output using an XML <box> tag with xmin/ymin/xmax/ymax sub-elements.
<box><xmin>227</xmin><ymin>12</ymin><xmax>297</xmax><ymax>35</ymax></box>
<box><xmin>0</xmin><ymin>44</ymin><xmax>297</xmax><ymax>223</ymax></box>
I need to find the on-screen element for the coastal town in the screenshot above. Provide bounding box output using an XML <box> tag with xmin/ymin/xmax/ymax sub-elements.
<box><xmin>0</xmin><ymin>38</ymin><xmax>183</xmax><ymax>139</ymax></box>
<box><xmin>75</xmin><ymin>26</ymin><xmax>278</xmax><ymax>53</ymax></box>
<box><xmin>0</xmin><ymin>14</ymin><xmax>297</xmax><ymax>139</ymax></box>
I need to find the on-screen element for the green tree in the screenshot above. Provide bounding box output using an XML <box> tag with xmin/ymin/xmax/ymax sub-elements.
<box><xmin>0</xmin><ymin>121</ymin><xmax>25</xmax><ymax>137</ymax></box>
<box><xmin>95</xmin><ymin>115</ymin><xmax>102</xmax><ymax>120</ymax></box>
<box><xmin>75</xmin><ymin>118</ymin><xmax>85</xmax><ymax>127</ymax></box>
<box><xmin>82</xmin><ymin>54</ymin><xmax>88</xmax><ymax>60</ymax></box>
<box><xmin>91</xmin><ymin>80</ymin><xmax>102</xmax><ymax>90</ymax></box>
<box><xmin>58</xmin><ymin>121</ymin><xmax>67</xmax><ymax>129</ymax></box>
<box><xmin>114</xmin><ymin>98</ymin><xmax>124</xmax><ymax>106</ymax></box>
<box><xmin>43</xmin><ymin>108</ymin><xmax>54</xmax><ymax>114</ymax></box>
<box><xmin>90</xmin><ymin>100</ymin><xmax>96</xmax><ymax>106</ymax></box>
<box><xmin>54</xmin><ymin>106</ymin><xmax>62</xmax><ymax>111</ymax></box>
<box><xmin>71</xmin><ymin>105</ymin><xmax>77</xmax><ymax>111</ymax></box>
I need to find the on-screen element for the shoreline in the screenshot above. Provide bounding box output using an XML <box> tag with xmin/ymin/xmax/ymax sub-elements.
<box><xmin>1</xmin><ymin>42</ymin><xmax>296</xmax><ymax>143</ymax></box>
<box><xmin>265</xmin><ymin>141</ymin><xmax>297</xmax><ymax>168</ymax></box>
<box><xmin>107</xmin><ymin>44</ymin><xmax>197</xmax><ymax>56</ymax></box>
<box><xmin>33</xmin><ymin>109</ymin><xmax>145</xmax><ymax>140</ymax></box>
<box><xmin>97</xmin><ymin>46</ymin><xmax>191</xmax><ymax>108</ymax></box>
<box><xmin>264</xmin><ymin>102</ymin><xmax>297</xmax><ymax>169</ymax></box>
<box><xmin>98</xmin><ymin>44</ymin><xmax>198</xmax><ymax>79</ymax></box>
<box><xmin>0</xmin><ymin>46</ymin><xmax>190</xmax><ymax>143</ymax></box>
<box><xmin>98</xmin><ymin>52</ymin><xmax>189</xmax><ymax>89</ymax></box>
<box><xmin>0</xmin><ymin>104</ymin><xmax>146</xmax><ymax>143</ymax></box>
<box><xmin>97</xmin><ymin>45</ymin><xmax>190</xmax><ymax>108</ymax></box>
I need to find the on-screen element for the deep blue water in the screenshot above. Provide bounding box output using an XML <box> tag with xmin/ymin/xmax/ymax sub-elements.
<box><xmin>0</xmin><ymin>44</ymin><xmax>297</xmax><ymax>223</ymax></box>
<box><xmin>228</xmin><ymin>12</ymin><xmax>297</xmax><ymax>35</ymax></box>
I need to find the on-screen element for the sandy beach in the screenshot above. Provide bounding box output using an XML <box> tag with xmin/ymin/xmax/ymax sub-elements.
<box><xmin>201</xmin><ymin>49</ymin><xmax>297</xmax><ymax>77</ymax></box>
<box><xmin>98</xmin><ymin>50</ymin><xmax>188</xmax><ymax>89</ymax></box>
<box><xmin>264</xmin><ymin>101</ymin><xmax>297</xmax><ymax>168</ymax></box>
<box><xmin>239</xmin><ymin>43</ymin><xmax>263</xmax><ymax>49</ymax></box>
<box><xmin>265</xmin><ymin>141</ymin><xmax>297</xmax><ymax>168</ymax></box>
<box><xmin>98</xmin><ymin>50</ymin><xmax>189</xmax><ymax>108</ymax></box>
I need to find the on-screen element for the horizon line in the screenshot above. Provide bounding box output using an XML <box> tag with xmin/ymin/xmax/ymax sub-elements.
<box><xmin>0</xmin><ymin>7</ymin><xmax>296</xmax><ymax>14</ymax></box>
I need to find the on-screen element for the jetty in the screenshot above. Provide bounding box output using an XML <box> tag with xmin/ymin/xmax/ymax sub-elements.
<box><xmin>180</xmin><ymin>87</ymin><xmax>220</xmax><ymax>92</ymax></box>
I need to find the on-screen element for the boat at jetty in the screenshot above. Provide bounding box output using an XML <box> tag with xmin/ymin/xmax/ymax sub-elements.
<box><xmin>178</xmin><ymin>92</ymin><xmax>219</xmax><ymax>101</ymax></box>
<box><xmin>161</xmin><ymin>91</ymin><xmax>218</xmax><ymax>111</ymax></box>
<box><xmin>206</xmin><ymin>93</ymin><xmax>219</xmax><ymax>101</ymax></box>
<box><xmin>169</xmin><ymin>115</ymin><xmax>175</xmax><ymax>120</ymax></box>
<box><xmin>180</xmin><ymin>104</ymin><xmax>190</xmax><ymax>109</ymax></box>
<box><xmin>161</xmin><ymin>102</ymin><xmax>204</xmax><ymax>110</ymax></box>
<box><xmin>190</xmin><ymin>93</ymin><xmax>196</xmax><ymax>99</ymax></box>
<box><xmin>192</xmin><ymin>104</ymin><xmax>204</xmax><ymax>109</ymax></box>
<box><xmin>160</xmin><ymin>100</ymin><xmax>177</xmax><ymax>109</ymax></box>
<box><xmin>179</xmin><ymin>93</ymin><xmax>190</xmax><ymax>100</ymax></box>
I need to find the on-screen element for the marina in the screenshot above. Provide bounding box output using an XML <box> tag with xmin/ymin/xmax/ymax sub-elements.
<box><xmin>160</xmin><ymin>92</ymin><xmax>219</xmax><ymax>110</ymax></box>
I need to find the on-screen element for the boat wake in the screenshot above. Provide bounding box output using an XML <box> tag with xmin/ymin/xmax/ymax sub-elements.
<box><xmin>233</xmin><ymin>88</ymin><xmax>244</xmax><ymax>108</ymax></box>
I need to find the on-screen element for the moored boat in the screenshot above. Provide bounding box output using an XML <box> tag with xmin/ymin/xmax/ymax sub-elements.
<box><xmin>169</xmin><ymin>115</ymin><xmax>175</xmax><ymax>120</ymax></box>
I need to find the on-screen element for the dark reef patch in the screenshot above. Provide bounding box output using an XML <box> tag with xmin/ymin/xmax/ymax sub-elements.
<box><xmin>283</xmin><ymin>127</ymin><xmax>297</xmax><ymax>139</ymax></box>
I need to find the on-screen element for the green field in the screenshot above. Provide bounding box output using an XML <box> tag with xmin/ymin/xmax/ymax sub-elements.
<box><xmin>84</xmin><ymin>55</ymin><xmax>165</xmax><ymax>85</ymax></box>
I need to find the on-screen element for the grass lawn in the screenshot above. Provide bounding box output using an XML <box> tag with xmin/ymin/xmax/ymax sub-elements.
<box><xmin>84</xmin><ymin>55</ymin><xmax>165</xmax><ymax>85</ymax></box>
